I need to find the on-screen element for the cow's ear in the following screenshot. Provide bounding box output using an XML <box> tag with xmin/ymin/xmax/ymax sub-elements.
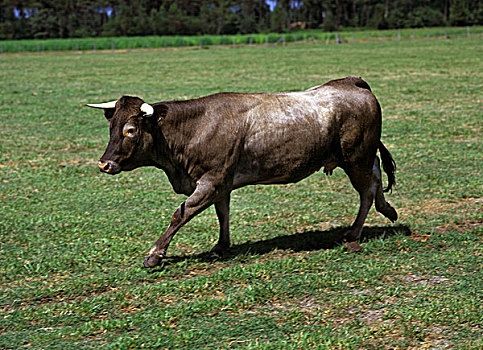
<box><xmin>103</xmin><ymin>109</ymin><xmax>115</xmax><ymax>120</ymax></box>
<box><xmin>85</xmin><ymin>101</ymin><xmax>117</xmax><ymax>120</ymax></box>
<box><xmin>153</xmin><ymin>103</ymin><xmax>169</xmax><ymax>122</ymax></box>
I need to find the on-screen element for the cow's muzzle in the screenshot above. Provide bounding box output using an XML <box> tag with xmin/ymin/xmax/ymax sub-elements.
<box><xmin>98</xmin><ymin>160</ymin><xmax>121</xmax><ymax>174</ymax></box>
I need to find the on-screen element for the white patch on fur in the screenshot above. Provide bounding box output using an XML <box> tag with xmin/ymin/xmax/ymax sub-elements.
<box><xmin>273</xmin><ymin>88</ymin><xmax>336</xmax><ymax>124</ymax></box>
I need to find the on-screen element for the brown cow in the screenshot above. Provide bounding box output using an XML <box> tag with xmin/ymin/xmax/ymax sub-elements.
<box><xmin>86</xmin><ymin>76</ymin><xmax>397</xmax><ymax>268</ymax></box>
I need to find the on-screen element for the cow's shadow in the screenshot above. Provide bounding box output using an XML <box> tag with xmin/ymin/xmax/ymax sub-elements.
<box><xmin>152</xmin><ymin>224</ymin><xmax>411</xmax><ymax>270</ymax></box>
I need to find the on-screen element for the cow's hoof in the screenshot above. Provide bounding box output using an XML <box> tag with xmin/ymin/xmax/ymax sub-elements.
<box><xmin>344</xmin><ymin>241</ymin><xmax>362</xmax><ymax>253</ymax></box>
<box><xmin>380</xmin><ymin>204</ymin><xmax>398</xmax><ymax>223</ymax></box>
<box><xmin>143</xmin><ymin>254</ymin><xmax>162</xmax><ymax>268</ymax></box>
<box><xmin>210</xmin><ymin>244</ymin><xmax>228</xmax><ymax>256</ymax></box>
<box><xmin>387</xmin><ymin>206</ymin><xmax>398</xmax><ymax>223</ymax></box>
<box><xmin>343</xmin><ymin>228</ymin><xmax>360</xmax><ymax>243</ymax></box>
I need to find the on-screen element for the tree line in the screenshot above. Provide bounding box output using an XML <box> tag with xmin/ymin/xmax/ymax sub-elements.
<box><xmin>0</xmin><ymin>0</ymin><xmax>481</xmax><ymax>40</ymax></box>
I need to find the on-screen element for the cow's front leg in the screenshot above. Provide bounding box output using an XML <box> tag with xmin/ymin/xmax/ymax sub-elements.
<box><xmin>210</xmin><ymin>193</ymin><xmax>231</xmax><ymax>255</ymax></box>
<box><xmin>143</xmin><ymin>180</ymin><xmax>219</xmax><ymax>268</ymax></box>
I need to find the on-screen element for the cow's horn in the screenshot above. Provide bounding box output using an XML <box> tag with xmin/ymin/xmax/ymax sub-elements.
<box><xmin>140</xmin><ymin>103</ymin><xmax>154</xmax><ymax>117</ymax></box>
<box><xmin>85</xmin><ymin>100</ymin><xmax>117</xmax><ymax>109</ymax></box>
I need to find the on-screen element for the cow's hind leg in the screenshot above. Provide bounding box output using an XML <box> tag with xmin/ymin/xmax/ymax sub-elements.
<box><xmin>343</xmin><ymin>156</ymin><xmax>397</xmax><ymax>251</ymax></box>
<box><xmin>373</xmin><ymin>157</ymin><xmax>398</xmax><ymax>222</ymax></box>
<box><xmin>342</xmin><ymin>161</ymin><xmax>378</xmax><ymax>251</ymax></box>
<box><xmin>210</xmin><ymin>194</ymin><xmax>231</xmax><ymax>255</ymax></box>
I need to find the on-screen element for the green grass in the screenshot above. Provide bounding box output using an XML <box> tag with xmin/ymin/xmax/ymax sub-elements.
<box><xmin>0</xmin><ymin>36</ymin><xmax>482</xmax><ymax>348</ymax></box>
<box><xmin>1</xmin><ymin>26</ymin><xmax>481</xmax><ymax>54</ymax></box>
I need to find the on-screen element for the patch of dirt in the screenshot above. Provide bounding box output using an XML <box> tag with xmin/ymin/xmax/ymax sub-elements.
<box><xmin>401</xmin><ymin>274</ymin><xmax>452</xmax><ymax>287</ymax></box>
<box><xmin>408</xmin><ymin>326</ymin><xmax>453</xmax><ymax>350</ymax></box>
<box><xmin>397</xmin><ymin>197</ymin><xmax>482</xmax><ymax>231</ymax></box>
<box><xmin>435</xmin><ymin>219</ymin><xmax>482</xmax><ymax>234</ymax></box>
<box><xmin>420</xmin><ymin>197</ymin><xmax>481</xmax><ymax>215</ymax></box>
<box><xmin>409</xmin><ymin>234</ymin><xmax>431</xmax><ymax>242</ymax></box>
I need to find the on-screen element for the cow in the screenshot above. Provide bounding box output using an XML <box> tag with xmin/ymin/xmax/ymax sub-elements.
<box><xmin>86</xmin><ymin>76</ymin><xmax>397</xmax><ymax>268</ymax></box>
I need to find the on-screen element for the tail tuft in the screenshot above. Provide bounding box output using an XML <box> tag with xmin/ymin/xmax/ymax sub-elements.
<box><xmin>379</xmin><ymin>141</ymin><xmax>396</xmax><ymax>192</ymax></box>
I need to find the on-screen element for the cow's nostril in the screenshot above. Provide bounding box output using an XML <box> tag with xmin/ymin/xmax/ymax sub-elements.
<box><xmin>98</xmin><ymin>160</ymin><xmax>110</xmax><ymax>172</ymax></box>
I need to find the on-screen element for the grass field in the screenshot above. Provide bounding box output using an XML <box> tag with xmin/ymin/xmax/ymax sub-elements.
<box><xmin>0</xmin><ymin>36</ymin><xmax>482</xmax><ymax>348</ymax></box>
<box><xmin>1</xmin><ymin>26</ymin><xmax>481</xmax><ymax>54</ymax></box>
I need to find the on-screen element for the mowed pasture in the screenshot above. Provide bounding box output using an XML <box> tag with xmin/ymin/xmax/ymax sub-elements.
<box><xmin>1</xmin><ymin>27</ymin><xmax>479</xmax><ymax>54</ymax></box>
<box><xmin>0</xmin><ymin>37</ymin><xmax>482</xmax><ymax>348</ymax></box>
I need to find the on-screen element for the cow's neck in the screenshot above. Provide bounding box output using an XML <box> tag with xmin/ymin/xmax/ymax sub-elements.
<box><xmin>153</xmin><ymin>99</ymin><xmax>207</xmax><ymax>195</ymax></box>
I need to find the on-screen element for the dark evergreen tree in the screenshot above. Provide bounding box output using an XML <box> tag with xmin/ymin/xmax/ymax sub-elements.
<box><xmin>0</xmin><ymin>0</ymin><xmax>480</xmax><ymax>39</ymax></box>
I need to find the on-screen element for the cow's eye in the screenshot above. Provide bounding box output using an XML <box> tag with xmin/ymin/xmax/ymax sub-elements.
<box><xmin>123</xmin><ymin>125</ymin><xmax>137</xmax><ymax>137</ymax></box>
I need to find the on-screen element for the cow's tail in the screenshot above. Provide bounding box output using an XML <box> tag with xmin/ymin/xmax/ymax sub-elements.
<box><xmin>378</xmin><ymin>141</ymin><xmax>396</xmax><ymax>193</ymax></box>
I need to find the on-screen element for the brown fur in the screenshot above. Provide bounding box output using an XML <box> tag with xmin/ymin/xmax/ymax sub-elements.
<box><xmin>88</xmin><ymin>76</ymin><xmax>398</xmax><ymax>267</ymax></box>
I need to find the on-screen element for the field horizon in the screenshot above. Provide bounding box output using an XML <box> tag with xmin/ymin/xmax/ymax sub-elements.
<box><xmin>0</xmin><ymin>26</ymin><xmax>481</xmax><ymax>56</ymax></box>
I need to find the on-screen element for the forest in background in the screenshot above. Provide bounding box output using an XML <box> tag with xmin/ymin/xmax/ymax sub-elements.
<box><xmin>0</xmin><ymin>0</ymin><xmax>481</xmax><ymax>40</ymax></box>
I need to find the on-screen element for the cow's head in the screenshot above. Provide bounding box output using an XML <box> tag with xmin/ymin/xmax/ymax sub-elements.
<box><xmin>86</xmin><ymin>96</ymin><xmax>158</xmax><ymax>175</ymax></box>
